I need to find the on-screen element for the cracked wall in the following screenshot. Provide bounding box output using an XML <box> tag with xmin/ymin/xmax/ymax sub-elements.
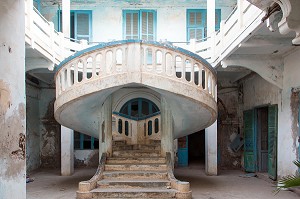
<box><xmin>0</xmin><ymin>0</ymin><xmax>26</xmax><ymax>198</ymax></box>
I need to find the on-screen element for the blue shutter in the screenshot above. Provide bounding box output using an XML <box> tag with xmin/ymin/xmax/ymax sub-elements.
<box><xmin>140</xmin><ymin>10</ymin><xmax>156</xmax><ymax>41</ymax></box>
<box><xmin>74</xmin><ymin>11</ymin><xmax>92</xmax><ymax>42</ymax></box>
<box><xmin>123</xmin><ymin>10</ymin><xmax>156</xmax><ymax>40</ymax></box>
<box><xmin>178</xmin><ymin>136</ymin><xmax>188</xmax><ymax>167</ymax></box>
<box><xmin>268</xmin><ymin>105</ymin><xmax>278</xmax><ymax>180</ymax></box>
<box><xmin>244</xmin><ymin>109</ymin><xmax>257</xmax><ymax>172</ymax></box>
<box><xmin>123</xmin><ymin>10</ymin><xmax>140</xmax><ymax>39</ymax></box>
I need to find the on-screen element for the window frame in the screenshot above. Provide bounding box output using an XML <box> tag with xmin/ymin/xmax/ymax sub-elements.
<box><xmin>122</xmin><ymin>9</ymin><xmax>157</xmax><ymax>40</ymax></box>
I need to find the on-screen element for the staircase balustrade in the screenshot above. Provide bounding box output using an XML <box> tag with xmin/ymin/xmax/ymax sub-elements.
<box><xmin>112</xmin><ymin>113</ymin><xmax>161</xmax><ymax>144</ymax></box>
<box><xmin>55</xmin><ymin>42</ymin><xmax>217</xmax><ymax>101</ymax></box>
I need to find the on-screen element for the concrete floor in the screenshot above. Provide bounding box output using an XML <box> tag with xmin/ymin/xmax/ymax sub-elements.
<box><xmin>27</xmin><ymin>166</ymin><xmax>299</xmax><ymax>199</ymax></box>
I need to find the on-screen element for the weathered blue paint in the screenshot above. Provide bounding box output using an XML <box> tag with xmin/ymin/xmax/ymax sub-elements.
<box><xmin>55</xmin><ymin>40</ymin><xmax>215</xmax><ymax>76</ymax></box>
<box><xmin>178</xmin><ymin>136</ymin><xmax>188</xmax><ymax>167</ymax></box>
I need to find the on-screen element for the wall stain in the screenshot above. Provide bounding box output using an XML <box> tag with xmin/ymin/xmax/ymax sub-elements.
<box><xmin>11</xmin><ymin>133</ymin><xmax>26</xmax><ymax>160</ymax></box>
<box><xmin>290</xmin><ymin>91</ymin><xmax>299</xmax><ymax>157</ymax></box>
<box><xmin>0</xmin><ymin>80</ymin><xmax>11</xmax><ymax>115</ymax></box>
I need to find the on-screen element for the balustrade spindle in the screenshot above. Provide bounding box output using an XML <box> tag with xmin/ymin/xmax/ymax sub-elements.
<box><xmin>82</xmin><ymin>59</ymin><xmax>87</xmax><ymax>80</ymax></box>
<box><xmin>162</xmin><ymin>50</ymin><xmax>166</xmax><ymax>74</ymax></box>
<box><xmin>74</xmin><ymin>63</ymin><xmax>78</xmax><ymax>83</ymax></box>
<box><xmin>67</xmin><ymin>66</ymin><xmax>71</xmax><ymax>87</ymax></box>
<box><xmin>182</xmin><ymin>57</ymin><xmax>186</xmax><ymax>80</ymax></box>
<box><xmin>92</xmin><ymin>54</ymin><xmax>97</xmax><ymax>78</ymax></box>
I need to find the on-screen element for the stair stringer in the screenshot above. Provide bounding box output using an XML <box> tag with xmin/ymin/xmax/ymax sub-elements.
<box><xmin>76</xmin><ymin>153</ymin><xmax>107</xmax><ymax>199</ymax></box>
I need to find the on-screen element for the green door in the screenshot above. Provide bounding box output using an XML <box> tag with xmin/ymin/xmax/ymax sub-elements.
<box><xmin>244</xmin><ymin>109</ymin><xmax>257</xmax><ymax>172</ymax></box>
<box><xmin>268</xmin><ymin>105</ymin><xmax>278</xmax><ymax>180</ymax></box>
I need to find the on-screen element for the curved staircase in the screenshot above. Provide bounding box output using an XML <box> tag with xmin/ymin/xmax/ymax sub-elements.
<box><xmin>77</xmin><ymin>141</ymin><xmax>191</xmax><ymax>199</ymax></box>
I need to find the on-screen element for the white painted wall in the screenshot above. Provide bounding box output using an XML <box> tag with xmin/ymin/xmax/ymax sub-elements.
<box><xmin>0</xmin><ymin>0</ymin><xmax>26</xmax><ymax>198</ymax></box>
<box><xmin>41</xmin><ymin>2</ymin><xmax>234</xmax><ymax>43</ymax></box>
<box><xmin>74</xmin><ymin>149</ymin><xmax>99</xmax><ymax>167</ymax></box>
<box><xmin>278</xmin><ymin>48</ymin><xmax>300</xmax><ymax>177</ymax></box>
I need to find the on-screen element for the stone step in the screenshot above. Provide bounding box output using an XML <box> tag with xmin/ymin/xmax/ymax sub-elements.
<box><xmin>112</xmin><ymin>140</ymin><xmax>127</xmax><ymax>146</ymax></box>
<box><xmin>105</xmin><ymin>164</ymin><xmax>167</xmax><ymax>171</ymax></box>
<box><xmin>97</xmin><ymin>179</ymin><xmax>171</xmax><ymax>188</ymax></box>
<box><xmin>90</xmin><ymin>187</ymin><xmax>176</xmax><ymax>198</ymax></box>
<box><xmin>106</xmin><ymin>157</ymin><xmax>166</xmax><ymax>164</ymax></box>
<box><xmin>113</xmin><ymin>144</ymin><xmax>161</xmax><ymax>151</ymax></box>
<box><xmin>103</xmin><ymin>171</ymin><xmax>168</xmax><ymax>179</ymax></box>
<box><xmin>112</xmin><ymin>150</ymin><xmax>160</xmax><ymax>158</ymax></box>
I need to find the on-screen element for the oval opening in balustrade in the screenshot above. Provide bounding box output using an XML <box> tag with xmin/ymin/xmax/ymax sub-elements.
<box><xmin>148</xmin><ymin>120</ymin><xmax>152</xmax><ymax>136</ymax></box>
<box><xmin>63</xmin><ymin>68</ymin><xmax>68</xmax><ymax>89</ymax></box>
<box><xmin>194</xmin><ymin>63</ymin><xmax>199</xmax><ymax>86</ymax></box>
<box><xmin>208</xmin><ymin>73</ymin><xmax>211</xmax><ymax>94</ymax></box>
<box><xmin>202</xmin><ymin>69</ymin><xmax>206</xmax><ymax>89</ymax></box>
<box><xmin>77</xmin><ymin>60</ymin><xmax>83</xmax><ymax>82</ymax></box>
<box><xmin>154</xmin><ymin>118</ymin><xmax>159</xmax><ymax>133</ymax></box>
<box><xmin>185</xmin><ymin>60</ymin><xmax>191</xmax><ymax>82</ymax></box>
<box><xmin>106</xmin><ymin>51</ymin><xmax>113</xmax><ymax>73</ymax></box>
<box><xmin>70</xmin><ymin>64</ymin><xmax>75</xmax><ymax>86</ymax></box>
<box><xmin>116</xmin><ymin>48</ymin><xmax>123</xmax><ymax>72</ymax></box>
<box><xmin>175</xmin><ymin>56</ymin><xmax>182</xmax><ymax>78</ymax></box>
<box><xmin>87</xmin><ymin>57</ymin><xmax>93</xmax><ymax>79</ymax></box>
<box><xmin>118</xmin><ymin>119</ymin><xmax>122</xmax><ymax>134</ymax></box>
<box><xmin>125</xmin><ymin>121</ymin><xmax>129</xmax><ymax>136</ymax></box>
<box><xmin>146</xmin><ymin>48</ymin><xmax>153</xmax><ymax>65</ymax></box>
<box><xmin>95</xmin><ymin>53</ymin><xmax>102</xmax><ymax>76</ymax></box>
<box><xmin>165</xmin><ymin>53</ymin><xmax>173</xmax><ymax>76</ymax></box>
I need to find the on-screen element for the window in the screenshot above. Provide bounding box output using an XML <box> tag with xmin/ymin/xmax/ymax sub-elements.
<box><xmin>123</xmin><ymin>10</ymin><xmax>156</xmax><ymax>40</ymax></box>
<box><xmin>186</xmin><ymin>9</ymin><xmax>221</xmax><ymax>41</ymax></box>
<box><xmin>58</xmin><ymin>10</ymin><xmax>92</xmax><ymax>42</ymax></box>
<box><xmin>74</xmin><ymin>131</ymin><xmax>99</xmax><ymax>150</ymax></box>
<box><xmin>33</xmin><ymin>0</ymin><xmax>41</xmax><ymax>11</ymax></box>
<box><xmin>117</xmin><ymin>98</ymin><xmax>160</xmax><ymax>120</ymax></box>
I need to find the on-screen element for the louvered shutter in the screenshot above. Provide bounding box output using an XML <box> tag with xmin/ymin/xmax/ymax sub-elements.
<box><xmin>124</xmin><ymin>11</ymin><xmax>139</xmax><ymax>39</ymax></box>
<box><xmin>75</xmin><ymin>12</ymin><xmax>91</xmax><ymax>41</ymax></box>
<box><xmin>141</xmin><ymin>10</ymin><xmax>155</xmax><ymax>41</ymax></box>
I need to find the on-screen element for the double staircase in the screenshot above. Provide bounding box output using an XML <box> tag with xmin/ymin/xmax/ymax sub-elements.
<box><xmin>77</xmin><ymin>140</ymin><xmax>192</xmax><ymax>199</ymax></box>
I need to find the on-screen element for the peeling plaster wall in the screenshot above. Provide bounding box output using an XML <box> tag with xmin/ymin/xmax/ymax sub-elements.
<box><xmin>217</xmin><ymin>79</ymin><xmax>241</xmax><ymax>169</ymax></box>
<box><xmin>74</xmin><ymin>150</ymin><xmax>99</xmax><ymax>167</ymax></box>
<box><xmin>39</xmin><ymin>87</ymin><xmax>61</xmax><ymax>168</ymax></box>
<box><xmin>0</xmin><ymin>0</ymin><xmax>26</xmax><ymax>198</ymax></box>
<box><xmin>241</xmin><ymin>74</ymin><xmax>279</xmax><ymax>111</ymax></box>
<box><xmin>277</xmin><ymin>48</ymin><xmax>300</xmax><ymax>177</ymax></box>
<box><xmin>26</xmin><ymin>83</ymin><xmax>41</xmax><ymax>172</ymax></box>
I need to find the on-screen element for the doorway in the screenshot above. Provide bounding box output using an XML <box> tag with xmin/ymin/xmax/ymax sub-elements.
<box><xmin>243</xmin><ymin>105</ymin><xmax>278</xmax><ymax>180</ymax></box>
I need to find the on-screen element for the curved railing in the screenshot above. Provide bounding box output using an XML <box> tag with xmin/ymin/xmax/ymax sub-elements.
<box><xmin>55</xmin><ymin>40</ymin><xmax>217</xmax><ymax>102</ymax></box>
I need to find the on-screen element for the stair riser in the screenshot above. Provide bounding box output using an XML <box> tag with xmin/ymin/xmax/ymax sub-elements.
<box><xmin>113</xmin><ymin>145</ymin><xmax>161</xmax><ymax>151</ymax></box>
<box><xmin>105</xmin><ymin>165</ymin><xmax>167</xmax><ymax>171</ymax></box>
<box><xmin>103</xmin><ymin>172</ymin><xmax>167</xmax><ymax>179</ymax></box>
<box><xmin>107</xmin><ymin>158</ymin><xmax>165</xmax><ymax>164</ymax></box>
<box><xmin>92</xmin><ymin>192</ymin><xmax>175</xmax><ymax>198</ymax></box>
<box><xmin>112</xmin><ymin>151</ymin><xmax>160</xmax><ymax>158</ymax></box>
<box><xmin>97</xmin><ymin>181</ymin><xmax>170</xmax><ymax>188</ymax></box>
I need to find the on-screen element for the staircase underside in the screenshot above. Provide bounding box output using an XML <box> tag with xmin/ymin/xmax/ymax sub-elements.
<box><xmin>77</xmin><ymin>140</ymin><xmax>192</xmax><ymax>199</ymax></box>
<box><xmin>55</xmin><ymin>82</ymin><xmax>216</xmax><ymax>139</ymax></box>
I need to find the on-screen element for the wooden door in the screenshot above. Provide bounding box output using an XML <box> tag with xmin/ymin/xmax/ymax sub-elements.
<box><xmin>268</xmin><ymin>105</ymin><xmax>278</xmax><ymax>180</ymax></box>
<box><xmin>244</xmin><ymin>109</ymin><xmax>257</xmax><ymax>172</ymax></box>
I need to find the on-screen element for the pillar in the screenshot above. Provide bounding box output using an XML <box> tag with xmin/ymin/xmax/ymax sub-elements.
<box><xmin>0</xmin><ymin>1</ymin><xmax>26</xmax><ymax>198</ymax></box>
<box><xmin>161</xmin><ymin>98</ymin><xmax>174</xmax><ymax>160</ymax></box>
<box><xmin>99</xmin><ymin>96</ymin><xmax>112</xmax><ymax>157</ymax></box>
<box><xmin>205</xmin><ymin>121</ymin><xmax>218</xmax><ymax>175</ymax></box>
<box><xmin>62</xmin><ymin>0</ymin><xmax>70</xmax><ymax>37</ymax></box>
<box><xmin>61</xmin><ymin>126</ymin><xmax>74</xmax><ymax>176</ymax></box>
<box><xmin>207</xmin><ymin>0</ymin><xmax>216</xmax><ymax>38</ymax></box>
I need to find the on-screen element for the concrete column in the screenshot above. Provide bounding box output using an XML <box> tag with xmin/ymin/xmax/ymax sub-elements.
<box><xmin>161</xmin><ymin>98</ymin><xmax>174</xmax><ymax>160</ymax></box>
<box><xmin>62</xmin><ymin>0</ymin><xmax>70</xmax><ymax>37</ymax></box>
<box><xmin>0</xmin><ymin>1</ymin><xmax>26</xmax><ymax>198</ymax></box>
<box><xmin>207</xmin><ymin>0</ymin><xmax>216</xmax><ymax>37</ymax></box>
<box><xmin>61</xmin><ymin>126</ymin><xmax>74</xmax><ymax>176</ymax></box>
<box><xmin>99</xmin><ymin>96</ymin><xmax>112</xmax><ymax>157</ymax></box>
<box><xmin>205</xmin><ymin>121</ymin><xmax>218</xmax><ymax>176</ymax></box>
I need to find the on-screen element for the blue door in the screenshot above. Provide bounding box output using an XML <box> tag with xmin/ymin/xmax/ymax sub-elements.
<box><xmin>178</xmin><ymin>136</ymin><xmax>188</xmax><ymax>167</ymax></box>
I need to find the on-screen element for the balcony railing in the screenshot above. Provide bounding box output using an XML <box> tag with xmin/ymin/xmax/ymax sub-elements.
<box><xmin>54</xmin><ymin>41</ymin><xmax>217</xmax><ymax>102</ymax></box>
<box><xmin>25</xmin><ymin>0</ymin><xmax>264</xmax><ymax>69</ymax></box>
<box><xmin>25</xmin><ymin>0</ymin><xmax>87</xmax><ymax>65</ymax></box>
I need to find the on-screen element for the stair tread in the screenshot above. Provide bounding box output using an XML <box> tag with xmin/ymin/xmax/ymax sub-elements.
<box><xmin>104</xmin><ymin>171</ymin><xmax>167</xmax><ymax>174</ymax></box>
<box><xmin>99</xmin><ymin>179</ymin><xmax>170</xmax><ymax>183</ymax></box>
<box><xmin>91</xmin><ymin>187</ymin><xmax>177</xmax><ymax>193</ymax></box>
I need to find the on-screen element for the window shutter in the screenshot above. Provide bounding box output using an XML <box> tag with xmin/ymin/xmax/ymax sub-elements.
<box><xmin>124</xmin><ymin>11</ymin><xmax>139</xmax><ymax>39</ymax></box>
<box><xmin>141</xmin><ymin>10</ymin><xmax>155</xmax><ymax>41</ymax></box>
<box><xmin>75</xmin><ymin>12</ymin><xmax>91</xmax><ymax>41</ymax></box>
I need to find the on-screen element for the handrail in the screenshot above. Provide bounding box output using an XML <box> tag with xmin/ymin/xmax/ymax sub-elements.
<box><xmin>224</xmin><ymin>6</ymin><xmax>238</xmax><ymax>24</ymax></box>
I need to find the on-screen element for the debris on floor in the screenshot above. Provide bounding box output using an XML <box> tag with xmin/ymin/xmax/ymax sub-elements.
<box><xmin>239</xmin><ymin>173</ymin><xmax>257</xmax><ymax>178</ymax></box>
<box><xmin>26</xmin><ymin>175</ymin><xmax>34</xmax><ymax>183</ymax></box>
